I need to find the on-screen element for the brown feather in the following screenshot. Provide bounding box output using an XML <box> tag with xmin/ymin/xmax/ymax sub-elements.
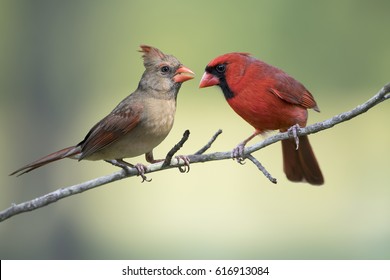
<box><xmin>78</xmin><ymin>104</ymin><xmax>142</xmax><ymax>160</ymax></box>
<box><xmin>139</xmin><ymin>45</ymin><xmax>167</xmax><ymax>68</ymax></box>
<box><xmin>9</xmin><ymin>146</ymin><xmax>80</xmax><ymax>176</ymax></box>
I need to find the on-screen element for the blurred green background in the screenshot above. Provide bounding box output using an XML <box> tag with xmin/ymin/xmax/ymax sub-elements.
<box><xmin>1</xmin><ymin>0</ymin><xmax>389</xmax><ymax>259</ymax></box>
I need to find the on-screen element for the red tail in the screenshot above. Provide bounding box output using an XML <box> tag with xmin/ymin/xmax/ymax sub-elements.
<box><xmin>281</xmin><ymin>136</ymin><xmax>324</xmax><ymax>185</ymax></box>
<box><xmin>10</xmin><ymin>146</ymin><xmax>80</xmax><ymax>176</ymax></box>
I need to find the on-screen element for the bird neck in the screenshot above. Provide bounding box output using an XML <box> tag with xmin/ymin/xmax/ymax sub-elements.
<box><xmin>137</xmin><ymin>80</ymin><xmax>181</xmax><ymax>101</ymax></box>
<box><xmin>219</xmin><ymin>76</ymin><xmax>235</xmax><ymax>100</ymax></box>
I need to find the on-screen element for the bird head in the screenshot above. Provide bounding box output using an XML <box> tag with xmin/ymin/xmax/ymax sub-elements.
<box><xmin>199</xmin><ymin>52</ymin><xmax>251</xmax><ymax>99</ymax></box>
<box><xmin>138</xmin><ymin>45</ymin><xmax>195</xmax><ymax>96</ymax></box>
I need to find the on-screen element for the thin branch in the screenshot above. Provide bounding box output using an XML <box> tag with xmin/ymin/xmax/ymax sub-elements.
<box><xmin>1</xmin><ymin>83</ymin><xmax>389</xmax><ymax>222</ymax></box>
<box><xmin>162</xmin><ymin>129</ymin><xmax>190</xmax><ymax>168</ymax></box>
<box><xmin>246</xmin><ymin>154</ymin><xmax>277</xmax><ymax>184</ymax></box>
<box><xmin>195</xmin><ymin>129</ymin><xmax>223</xmax><ymax>155</ymax></box>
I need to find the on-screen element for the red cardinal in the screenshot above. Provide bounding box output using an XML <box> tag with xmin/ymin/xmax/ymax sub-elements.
<box><xmin>199</xmin><ymin>52</ymin><xmax>324</xmax><ymax>185</ymax></box>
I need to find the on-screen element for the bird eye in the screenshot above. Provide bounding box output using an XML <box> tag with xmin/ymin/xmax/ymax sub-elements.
<box><xmin>160</xmin><ymin>65</ymin><xmax>170</xmax><ymax>73</ymax></box>
<box><xmin>216</xmin><ymin>64</ymin><xmax>226</xmax><ymax>73</ymax></box>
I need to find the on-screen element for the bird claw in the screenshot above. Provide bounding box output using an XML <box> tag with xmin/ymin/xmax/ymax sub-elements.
<box><xmin>287</xmin><ymin>124</ymin><xmax>301</xmax><ymax>150</ymax></box>
<box><xmin>134</xmin><ymin>163</ymin><xmax>152</xmax><ymax>183</ymax></box>
<box><xmin>176</xmin><ymin>155</ymin><xmax>190</xmax><ymax>173</ymax></box>
<box><xmin>105</xmin><ymin>159</ymin><xmax>151</xmax><ymax>183</ymax></box>
<box><xmin>232</xmin><ymin>143</ymin><xmax>246</xmax><ymax>165</ymax></box>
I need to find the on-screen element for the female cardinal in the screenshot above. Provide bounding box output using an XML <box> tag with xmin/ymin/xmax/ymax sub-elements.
<box><xmin>10</xmin><ymin>45</ymin><xmax>194</xmax><ymax>180</ymax></box>
<box><xmin>199</xmin><ymin>52</ymin><xmax>324</xmax><ymax>185</ymax></box>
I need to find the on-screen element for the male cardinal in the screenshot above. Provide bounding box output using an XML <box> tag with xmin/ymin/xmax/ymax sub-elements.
<box><xmin>10</xmin><ymin>45</ymin><xmax>194</xmax><ymax>180</ymax></box>
<box><xmin>199</xmin><ymin>52</ymin><xmax>324</xmax><ymax>185</ymax></box>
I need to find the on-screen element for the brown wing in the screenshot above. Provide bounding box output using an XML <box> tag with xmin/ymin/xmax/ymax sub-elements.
<box><xmin>268</xmin><ymin>72</ymin><xmax>320</xmax><ymax>112</ymax></box>
<box><xmin>77</xmin><ymin>104</ymin><xmax>142</xmax><ymax>160</ymax></box>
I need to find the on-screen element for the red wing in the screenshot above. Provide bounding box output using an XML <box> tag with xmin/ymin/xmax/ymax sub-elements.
<box><xmin>78</xmin><ymin>104</ymin><xmax>142</xmax><ymax>160</ymax></box>
<box><xmin>268</xmin><ymin>73</ymin><xmax>319</xmax><ymax>112</ymax></box>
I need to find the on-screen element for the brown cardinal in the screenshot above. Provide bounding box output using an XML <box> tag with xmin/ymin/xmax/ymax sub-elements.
<box><xmin>10</xmin><ymin>45</ymin><xmax>195</xmax><ymax>180</ymax></box>
<box><xmin>199</xmin><ymin>52</ymin><xmax>324</xmax><ymax>185</ymax></box>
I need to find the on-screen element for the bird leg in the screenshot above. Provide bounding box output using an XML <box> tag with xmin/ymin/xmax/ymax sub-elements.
<box><xmin>148</xmin><ymin>151</ymin><xmax>190</xmax><ymax>173</ymax></box>
<box><xmin>145</xmin><ymin>151</ymin><xmax>161</xmax><ymax>164</ymax></box>
<box><xmin>105</xmin><ymin>159</ymin><xmax>151</xmax><ymax>183</ymax></box>
<box><xmin>232</xmin><ymin>131</ymin><xmax>259</xmax><ymax>164</ymax></box>
<box><xmin>287</xmin><ymin>124</ymin><xmax>301</xmax><ymax>150</ymax></box>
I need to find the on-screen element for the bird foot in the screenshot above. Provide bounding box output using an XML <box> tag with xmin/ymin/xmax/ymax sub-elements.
<box><xmin>287</xmin><ymin>124</ymin><xmax>301</xmax><ymax>150</ymax></box>
<box><xmin>105</xmin><ymin>159</ymin><xmax>151</xmax><ymax>183</ymax></box>
<box><xmin>232</xmin><ymin>142</ymin><xmax>246</xmax><ymax>165</ymax></box>
<box><xmin>175</xmin><ymin>155</ymin><xmax>191</xmax><ymax>173</ymax></box>
<box><xmin>133</xmin><ymin>163</ymin><xmax>151</xmax><ymax>183</ymax></box>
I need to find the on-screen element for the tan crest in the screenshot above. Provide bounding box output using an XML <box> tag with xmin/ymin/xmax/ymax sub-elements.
<box><xmin>139</xmin><ymin>45</ymin><xmax>167</xmax><ymax>67</ymax></box>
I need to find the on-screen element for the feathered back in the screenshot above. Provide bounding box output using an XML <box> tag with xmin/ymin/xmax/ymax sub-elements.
<box><xmin>139</xmin><ymin>45</ymin><xmax>167</xmax><ymax>68</ymax></box>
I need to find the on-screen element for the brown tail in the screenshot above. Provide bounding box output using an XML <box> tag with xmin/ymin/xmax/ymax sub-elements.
<box><xmin>281</xmin><ymin>135</ymin><xmax>324</xmax><ymax>185</ymax></box>
<box><xmin>9</xmin><ymin>146</ymin><xmax>80</xmax><ymax>176</ymax></box>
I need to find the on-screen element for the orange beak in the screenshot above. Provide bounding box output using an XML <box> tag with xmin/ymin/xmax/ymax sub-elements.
<box><xmin>199</xmin><ymin>72</ymin><xmax>220</xmax><ymax>88</ymax></box>
<box><xmin>173</xmin><ymin>66</ymin><xmax>195</xmax><ymax>83</ymax></box>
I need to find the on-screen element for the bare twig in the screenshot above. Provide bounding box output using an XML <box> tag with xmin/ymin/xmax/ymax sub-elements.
<box><xmin>246</xmin><ymin>154</ymin><xmax>277</xmax><ymax>184</ymax></box>
<box><xmin>162</xmin><ymin>130</ymin><xmax>190</xmax><ymax>168</ymax></box>
<box><xmin>195</xmin><ymin>129</ymin><xmax>223</xmax><ymax>155</ymax></box>
<box><xmin>1</xmin><ymin>83</ymin><xmax>389</xmax><ymax>222</ymax></box>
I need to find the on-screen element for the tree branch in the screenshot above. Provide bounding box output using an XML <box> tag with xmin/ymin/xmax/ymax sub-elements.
<box><xmin>195</xmin><ymin>129</ymin><xmax>223</xmax><ymax>155</ymax></box>
<box><xmin>246</xmin><ymin>154</ymin><xmax>277</xmax><ymax>184</ymax></box>
<box><xmin>1</xmin><ymin>83</ymin><xmax>389</xmax><ymax>222</ymax></box>
<box><xmin>162</xmin><ymin>129</ymin><xmax>190</xmax><ymax>168</ymax></box>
